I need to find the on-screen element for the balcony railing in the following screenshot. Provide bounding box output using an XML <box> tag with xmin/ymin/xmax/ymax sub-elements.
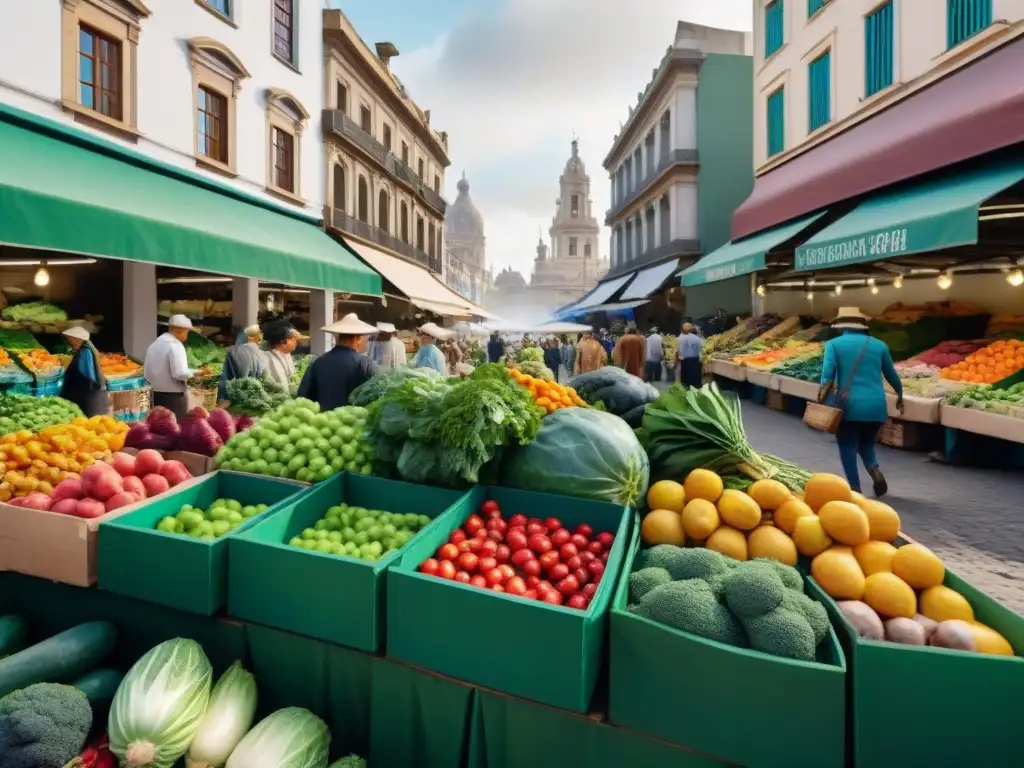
<box><xmin>604</xmin><ymin>237</ymin><xmax>701</xmax><ymax>279</ymax></box>
<box><xmin>606</xmin><ymin>149</ymin><xmax>700</xmax><ymax>223</ymax></box>
<box><xmin>323</xmin><ymin>109</ymin><xmax>448</xmax><ymax>217</ymax></box>
<box><xmin>332</xmin><ymin>209</ymin><xmax>442</xmax><ymax>274</ymax></box>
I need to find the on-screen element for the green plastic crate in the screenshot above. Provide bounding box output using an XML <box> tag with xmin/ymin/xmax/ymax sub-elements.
<box><xmin>227</xmin><ymin>472</ymin><xmax>467</xmax><ymax>651</ymax></box>
<box><xmin>609</xmin><ymin>525</ymin><xmax>847</xmax><ymax>767</ymax></box>
<box><xmin>97</xmin><ymin>471</ymin><xmax>305</xmax><ymax>615</ymax></box>
<box><xmin>387</xmin><ymin>485</ymin><xmax>631</xmax><ymax>713</ymax></box>
<box><xmin>810</xmin><ymin>549</ymin><xmax>1024</xmax><ymax>767</ymax></box>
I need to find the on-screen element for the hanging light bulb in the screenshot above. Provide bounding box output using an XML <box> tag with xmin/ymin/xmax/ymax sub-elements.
<box><xmin>936</xmin><ymin>272</ymin><xmax>953</xmax><ymax>290</ymax></box>
<box><xmin>892</xmin><ymin>275</ymin><xmax>904</xmax><ymax>289</ymax></box>
<box><xmin>1006</xmin><ymin>268</ymin><xmax>1024</xmax><ymax>287</ymax></box>
<box><xmin>808</xmin><ymin>278</ymin><xmax>816</xmax><ymax>287</ymax></box>
<box><xmin>33</xmin><ymin>267</ymin><xmax>50</xmax><ymax>287</ymax></box>
<box><xmin>755</xmin><ymin>284</ymin><xmax>766</xmax><ymax>297</ymax></box>
<box><xmin>834</xmin><ymin>284</ymin><xmax>843</xmax><ymax>296</ymax></box>
<box><xmin>805</xmin><ymin>291</ymin><xmax>813</xmax><ymax>301</ymax></box>
<box><xmin>265</xmin><ymin>293</ymin><xmax>276</xmax><ymax>312</ymax></box>
<box><xmin>866</xmin><ymin>277</ymin><xmax>876</xmax><ymax>286</ymax></box>
<box><xmin>870</xmin><ymin>285</ymin><xmax>879</xmax><ymax>295</ymax></box>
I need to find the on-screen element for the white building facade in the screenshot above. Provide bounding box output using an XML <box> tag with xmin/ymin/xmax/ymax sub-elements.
<box><xmin>443</xmin><ymin>174</ymin><xmax>487</xmax><ymax>305</ymax></box>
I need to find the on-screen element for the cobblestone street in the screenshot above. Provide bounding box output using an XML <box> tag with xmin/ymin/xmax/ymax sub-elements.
<box><xmin>740</xmin><ymin>403</ymin><xmax>1024</xmax><ymax>613</ymax></box>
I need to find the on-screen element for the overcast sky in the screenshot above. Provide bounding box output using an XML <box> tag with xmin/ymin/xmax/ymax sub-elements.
<box><xmin>338</xmin><ymin>0</ymin><xmax>752</xmax><ymax>281</ymax></box>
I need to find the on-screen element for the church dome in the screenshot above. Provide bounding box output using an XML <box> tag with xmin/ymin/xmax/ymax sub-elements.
<box><xmin>445</xmin><ymin>172</ymin><xmax>484</xmax><ymax>238</ymax></box>
<box><xmin>563</xmin><ymin>139</ymin><xmax>586</xmax><ymax>176</ymax></box>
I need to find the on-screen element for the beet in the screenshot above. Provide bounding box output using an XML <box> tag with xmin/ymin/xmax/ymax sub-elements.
<box><xmin>234</xmin><ymin>415</ymin><xmax>256</xmax><ymax>432</ymax></box>
<box><xmin>125</xmin><ymin>423</ymin><xmax>151</xmax><ymax>449</ymax></box>
<box><xmin>207</xmin><ymin>407</ymin><xmax>236</xmax><ymax>443</ymax></box>
<box><xmin>147</xmin><ymin>406</ymin><xmax>180</xmax><ymax>437</ymax></box>
<box><xmin>189</xmin><ymin>406</ymin><xmax>210</xmax><ymax>420</ymax></box>
<box><xmin>177</xmin><ymin>411</ymin><xmax>224</xmax><ymax>456</ymax></box>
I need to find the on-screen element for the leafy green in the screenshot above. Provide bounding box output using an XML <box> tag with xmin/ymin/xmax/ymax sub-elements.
<box><xmin>349</xmin><ymin>366</ymin><xmax>442</xmax><ymax>406</ymax></box>
<box><xmin>516</xmin><ymin>346</ymin><xmax>544</xmax><ymax>364</ymax></box>
<box><xmin>516</xmin><ymin>361</ymin><xmax>554</xmax><ymax>381</ymax></box>
<box><xmin>225</xmin><ymin>377</ymin><xmax>289</xmax><ymax>416</ymax></box>
<box><xmin>290</xmin><ymin>354</ymin><xmax>314</xmax><ymax>395</ymax></box>
<box><xmin>1</xmin><ymin>302</ymin><xmax>67</xmax><ymax>324</ymax></box>
<box><xmin>469</xmin><ymin>362</ymin><xmax>512</xmax><ymax>382</ymax></box>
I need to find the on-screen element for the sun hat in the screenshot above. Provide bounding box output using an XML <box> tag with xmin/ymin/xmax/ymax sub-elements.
<box><xmin>419</xmin><ymin>322</ymin><xmax>445</xmax><ymax>338</ymax></box>
<box><xmin>163</xmin><ymin>314</ymin><xmax>194</xmax><ymax>329</ymax></box>
<box><xmin>832</xmin><ymin>307</ymin><xmax>871</xmax><ymax>330</ymax></box>
<box><xmin>376</xmin><ymin>322</ymin><xmax>397</xmax><ymax>333</ymax></box>
<box><xmin>321</xmin><ymin>312</ymin><xmax>377</xmax><ymax>335</ymax></box>
<box><xmin>243</xmin><ymin>324</ymin><xmax>262</xmax><ymax>337</ymax></box>
<box><xmin>62</xmin><ymin>326</ymin><xmax>90</xmax><ymax>341</ymax></box>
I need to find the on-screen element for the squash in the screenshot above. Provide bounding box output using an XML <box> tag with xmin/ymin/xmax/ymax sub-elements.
<box><xmin>812</xmin><ymin>546</ymin><xmax>866</xmax><ymax>599</ymax></box>
<box><xmin>747</xmin><ymin>526</ymin><xmax>798</xmax><ymax>566</ymax></box>
<box><xmin>683</xmin><ymin>468</ymin><xmax>724</xmax><ymax>503</ymax></box>
<box><xmin>919</xmin><ymin>585</ymin><xmax>974</xmax><ymax>623</ymax></box>
<box><xmin>853</xmin><ymin>498</ymin><xmax>901</xmax><ymax>542</ymax></box>
<box><xmin>803</xmin><ymin>473</ymin><xmax>853</xmax><ymax>511</ymax></box>
<box><xmin>746</xmin><ymin>479</ymin><xmax>791</xmax><ymax>511</ymax></box>
<box><xmin>646</xmin><ymin>480</ymin><xmax>685</xmax><ymax>513</ymax></box>
<box><xmin>706</xmin><ymin>526</ymin><xmax>748</xmax><ymax>561</ymax></box>
<box><xmin>0</xmin><ymin>621</ymin><xmax>117</xmax><ymax>697</ymax></box>
<box><xmin>891</xmin><ymin>543</ymin><xmax>945</xmax><ymax>589</ymax></box>
<box><xmin>641</xmin><ymin>509</ymin><xmax>686</xmax><ymax>546</ymax></box>
<box><xmin>0</xmin><ymin>615</ymin><xmax>29</xmax><ymax>659</ymax></box>
<box><xmin>680</xmin><ymin>498</ymin><xmax>720</xmax><ymax>540</ymax></box>
<box><xmin>716</xmin><ymin>489</ymin><xmax>761</xmax><ymax>530</ymax></box>
<box><xmin>853</xmin><ymin>541</ymin><xmax>897</xmax><ymax>575</ymax></box>
<box><xmin>773</xmin><ymin>498</ymin><xmax>814</xmax><ymax>535</ymax></box>
<box><xmin>863</xmin><ymin>572</ymin><xmax>917</xmax><ymax>619</ymax></box>
<box><xmin>73</xmin><ymin>667</ymin><xmax>125</xmax><ymax>707</ymax></box>
<box><xmin>792</xmin><ymin>515</ymin><xmax>832</xmax><ymax>557</ymax></box>
<box><xmin>968</xmin><ymin>622</ymin><xmax>1015</xmax><ymax>656</ymax></box>
<box><xmin>818</xmin><ymin>501</ymin><xmax>870</xmax><ymax>545</ymax></box>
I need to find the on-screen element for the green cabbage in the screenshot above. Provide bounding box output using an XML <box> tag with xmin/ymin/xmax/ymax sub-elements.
<box><xmin>499</xmin><ymin>407</ymin><xmax>649</xmax><ymax>508</ymax></box>
<box><xmin>186</xmin><ymin>661</ymin><xmax>257</xmax><ymax>768</ymax></box>
<box><xmin>225</xmin><ymin>707</ymin><xmax>329</xmax><ymax>768</ymax></box>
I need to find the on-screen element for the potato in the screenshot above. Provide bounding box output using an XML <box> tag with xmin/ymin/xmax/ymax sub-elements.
<box><xmin>838</xmin><ymin>600</ymin><xmax>884</xmax><ymax>641</ymax></box>
<box><xmin>884</xmin><ymin>617</ymin><xmax>926</xmax><ymax>645</ymax></box>
<box><xmin>913</xmin><ymin>613</ymin><xmax>938</xmax><ymax>641</ymax></box>
<box><xmin>929</xmin><ymin>620</ymin><xmax>977</xmax><ymax>652</ymax></box>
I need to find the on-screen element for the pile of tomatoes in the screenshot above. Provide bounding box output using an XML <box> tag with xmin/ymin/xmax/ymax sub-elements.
<box><xmin>417</xmin><ymin>499</ymin><xmax>615</xmax><ymax>610</ymax></box>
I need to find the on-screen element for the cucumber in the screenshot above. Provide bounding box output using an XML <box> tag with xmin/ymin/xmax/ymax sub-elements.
<box><xmin>0</xmin><ymin>621</ymin><xmax>117</xmax><ymax>697</ymax></box>
<box><xmin>72</xmin><ymin>667</ymin><xmax>125</xmax><ymax>707</ymax></box>
<box><xmin>0</xmin><ymin>615</ymin><xmax>29</xmax><ymax>659</ymax></box>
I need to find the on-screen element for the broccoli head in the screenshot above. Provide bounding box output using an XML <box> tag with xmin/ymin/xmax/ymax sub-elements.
<box><xmin>629</xmin><ymin>567</ymin><xmax>672</xmax><ymax>603</ymax></box>
<box><xmin>642</xmin><ymin>545</ymin><xmax>730</xmax><ymax>581</ymax></box>
<box><xmin>634</xmin><ymin>579</ymin><xmax>746</xmax><ymax>647</ymax></box>
<box><xmin>329</xmin><ymin>756</ymin><xmax>368</xmax><ymax>768</ymax></box>
<box><xmin>722</xmin><ymin>562</ymin><xmax>786</xmax><ymax>619</ymax></box>
<box><xmin>754</xmin><ymin>557</ymin><xmax>804</xmax><ymax>592</ymax></box>
<box><xmin>743</xmin><ymin>607</ymin><xmax>817</xmax><ymax>661</ymax></box>
<box><xmin>0</xmin><ymin>683</ymin><xmax>92</xmax><ymax>768</ymax></box>
<box><xmin>781</xmin><ymin>590</ymin><xmax>830</xmax><ymax>644</ymax></box>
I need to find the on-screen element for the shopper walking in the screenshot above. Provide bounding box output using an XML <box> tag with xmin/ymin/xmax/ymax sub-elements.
<box><xmin>412</xmin><ymin>323</ymin><xmax>447</xmax><ymax>373</ymax></box>
<box><xmin>573</xmin><ymin>332</ymin><xmax>606</xmax><ymax>375</ymax></box>
<box><xmin>59</xmin><ymin>327</ymin><xmax>108</xmax><ymax>417</ymax></box>
<box><xmin>297</xmin><ymin>313</ymin><xmax>379</xmax><ymax>410</ymax></box>
<box><xmin>644</xmin><ymin>326</ymin><xmax>664</xmax><ymax>382</ymax></box>
<box><xmin>676</xmin><ymin>323</ymin><xmax>704</xmax><ymax>387</ymax></box>
<box><xmin>374</xmin><ymin>322</ymin><xmax>407</xmax><ymax>371</ymax></box>
<box><xmin>487</xmin><ymin>332</ymin><xmax>504</xmax><ymax>363</ymax></box>
<box><xmin>262</xmin><ymin>319</ymin><xmax>303</xmax><ymax>389</ymax></box>
<box><xmin>544</xmin><ymin>338</ymin><xmax>562</xmax><ymax>382</ymax></box>
<box><xmin>820</xmin><ymin>307</ymin><xmax>904</xmax><ymax>497</ymax></box>
<box><xmin>143</xmin><ymin>314</ymin><xmax>194</xmax><ymax>420</ymax></box>
<box><xmin>443</xmin><ymin>337</ymin><xmax>463</xmax><ymax>375</ymax></box>
<box><xmin>560</xmin><ymin>335</ymin><xmax>576</xmax><ymax>381</ymax></box>
<box><xmin>218</xmin><ymin>324</ymin><xmax>266</xmax><ymax>402</ymax></box>
<box><xmin>612</xmin><ymin>323</ymin><xmax>645</xmax><ymax>377</ymax></box>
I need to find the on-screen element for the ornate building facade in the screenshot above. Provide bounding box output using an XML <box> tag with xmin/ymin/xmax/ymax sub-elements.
<box><xmin>443</xmin><ymin>173</ymin><xmax>487</xmax><ymax>305</ymax></box>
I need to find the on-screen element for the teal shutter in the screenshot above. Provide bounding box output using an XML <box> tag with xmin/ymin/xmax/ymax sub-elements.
<box><xmin>865</xmin><ymin>2</ymin><xmax>894</xmax><ymax>97</ymax></box>
<box><xmin>947</xmin><ymin>0</ymin><xmax>992</xmax><ymax>48</ymax></box>
<box><xmin>767</xmin><ymin>88</ymin><xmax>785</xmax><ymax>157</ymax></box>
<box><xmin>765</xmin><ymin>1</ymin><xmax>784</xmax><ymax>57</ymax></box>
<box><xmin>808</xmin><ymin>0</ymin><xmax>828</xmax><ymax>16</ymax></box>
<box><xmin>808</xmin><ymin>51</ymin><xmax>831</xmax><ymax>132</ymax></box>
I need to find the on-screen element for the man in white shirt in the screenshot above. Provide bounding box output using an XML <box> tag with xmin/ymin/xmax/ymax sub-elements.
<box><xmin>644</xmin><ymin>326</ymin><xmax>664</xmax><ymax>382</ymax></box>
<box><xmin>143</xmin><ymin>314</ymin><xmax>194</xmax><ymax>420</ymax></box>
<box><xmin>263</xmin><ymin>319</ymin><xmax>302</xmax><ymax>389</ymax></box>
<box><xmin>375</xmin><ymin>322</ymin><xmax>407</xmax><ymax>371</ymax></box>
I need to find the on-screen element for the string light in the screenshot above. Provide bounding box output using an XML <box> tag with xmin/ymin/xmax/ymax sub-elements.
<box><xmin>866</xmin><ymin>277</ymin><xmax>876</xmax><ymax>286</ymax></box>
<box><xmin>805</xmin><ymin>291</ymin><xmax>813</xmax><ymax>300</ymax></box>
<box><xmin>833</xmin><ymin>284</ymin><xmax>843</xmax><ymax>296</ymax></box>
<box><xmin>1006</xmin><ymin>268</ymin><xmax>1024</xmax><ymax>287</ymax></box>
<box><xmin>870</xmin><ymin>285</ymin><xmax>879</xmax><ymax>295</ymax></box>
<box><xmin>936</xmin><ymin>272</ymin><xmax>953</xmax><ymax>290</ymax></box>
<box><xmin>755</xmin><ymin>284</ymin><xmax>766</xmax><ymax>297</ymax></box>
<box><xmin>33</xmin><ymin>267</ymin><xmax>50</xmax><ymax>287</ymax></box>
<box><xmin>893</xmin><ymin>275</ymin><xmax>904</xmax><ymax>289</ymax></box>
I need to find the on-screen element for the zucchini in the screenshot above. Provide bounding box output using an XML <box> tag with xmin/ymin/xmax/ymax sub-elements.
<box><xmin>0</xmin><ymin>615</ymin><xmax>29</xmax><ymax>659</ymax></box>
<box><xmin>72</xmin><ymin>667</ymin><xmax>124</xmax><ymax>707</ymax></box>
<box><xmin>0</xmin><ymin>621</ymin><xmax>117</xmax><ymax>697</ymax></box>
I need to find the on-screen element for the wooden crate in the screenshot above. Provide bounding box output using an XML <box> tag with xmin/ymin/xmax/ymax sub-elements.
<box><xmin>766</xmin><ymin>390</ymin><xmax>785</xmax><ymax>411</ymax></box>
<box><xmin>880</xmin><ymin>419</ymin><xmax>941</xmax><ymax>451</ymax></box>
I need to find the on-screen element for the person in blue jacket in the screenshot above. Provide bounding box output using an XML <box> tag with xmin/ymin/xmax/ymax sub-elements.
<box><xmin>412</xmin><ymin>323</ymin><xmax>447</xmax><ymax>373</ymax></box>
<box><xmin>820</xmin><ymin>307</ymin><xmax>904</xmax><ymax>497</ymax></box>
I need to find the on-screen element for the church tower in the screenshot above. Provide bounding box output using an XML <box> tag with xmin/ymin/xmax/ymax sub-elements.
<box><xmin>548</xmin><ymin>139</ymin><xmax>601</xmax><ymax>264</ymax></box>
<box><xmin>443</xmin><ymin>172</ymin><xmax>487</xmax><ymax>304</ymax></box>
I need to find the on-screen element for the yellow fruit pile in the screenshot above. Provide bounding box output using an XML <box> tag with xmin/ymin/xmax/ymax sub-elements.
<box><xmin>641</xmin><ymin>469</ymin><xmax>1014</xmax><ymax>657</ymax></box>
<box><xmin>0</xmin><ymin>415</ymin><xmax>129</xmax><ymax>500</ymax></box>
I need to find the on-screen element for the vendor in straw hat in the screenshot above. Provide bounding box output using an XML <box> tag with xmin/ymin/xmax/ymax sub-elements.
<box><xmin>296</xmin><ymin>312</ymin><xmax>380</xmax><ymax>409</ymax></box>
<box><xmin>412</xmin><ymin>323</ymin><xmax>447</xmax><ymax>374</ymax></box>
<box><xmin>59</xmin><ymin>326</ymin><xmax>109</xmax><ymax>417</ymax></box>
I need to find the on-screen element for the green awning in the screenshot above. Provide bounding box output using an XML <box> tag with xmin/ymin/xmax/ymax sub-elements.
<box><xmin>794</xmin><ymin>159</ymin><xmax>1024</xmax><ymax>272</ymax></box>
<box><xmin>680</xmin><ymin>211</ymin><xmax>826</xmax><ymax>286</ymax></box>
<box><xmin>0</xmin><ymin>114</ymin><xmax>381</xmax><ymax>295</ymax></box>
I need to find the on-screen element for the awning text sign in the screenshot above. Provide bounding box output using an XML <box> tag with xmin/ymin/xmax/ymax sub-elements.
<box><xmin>795</xmin><ymin>227</ymin><xmax>909</xmax><ymax>271</ymax></box>
<box><xmin>682</xmin><ymin>254</ymin><xmax>762</xmax><ymax>286</ymax></box>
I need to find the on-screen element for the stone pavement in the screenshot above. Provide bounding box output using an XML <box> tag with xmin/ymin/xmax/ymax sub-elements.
<box><xmin>740</xmin><ymin>403</ymin><xmax>1024</xmax><ymax>613</ymax></box>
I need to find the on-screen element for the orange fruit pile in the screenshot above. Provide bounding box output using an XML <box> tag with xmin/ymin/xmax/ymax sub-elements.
<box><xmin>17</xmin><ymin>348</ymin><xmax>63</xmax><ymax>374</ymax></box>
<box><xmin>939</xmin><ymin>338</ymin><xmax>1024</xmax><ymax>384</ymax></box>
<box><xmin>509</xmin><ymin>369</ymin><xmax>586</xmax><ymax>414</ymax></box>
<box><xmin>100</xmin><ymin>353</ymin><xmax>143</xmax><ymax>376</ymax></box>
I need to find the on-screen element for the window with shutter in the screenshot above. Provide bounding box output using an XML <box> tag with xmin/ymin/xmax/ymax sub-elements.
<box><xmin>864</xmin><ymin>2</ymin><xmax>894</xmax><ymax>97</ymax></box>
<box><xmin>765</xmin><ymin>1</ymin><xmax>784</xmax><ymax>57</ymax></box>
<box><xmin>947</xmin><ymin>0</ymin><xmax>992</xmax><ymax>48</ymax></box>
<box><xmin>808</xmin><ymin>50</ymin><xmax>831</xmax><ymax>132</ymax></box>
<box><xmin>766</xmin><ymin>87</ymin><xmax>785</xmax><ymax>157</ymax></box>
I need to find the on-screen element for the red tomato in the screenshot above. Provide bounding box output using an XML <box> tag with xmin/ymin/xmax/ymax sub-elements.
<box><xmin>438</xmin><ymin>543</ymin><xmax>459</xmax><ymax>561</ymax></box>
<box><xmin>575</xmin><ymin>523</ymin><xmax>594</xmax><ymax>538</ymax></box>
<box><xmin>559</xmin><ymin>542</ymin><xmax>578</xmax><ymax>560</ymax></box>
<box><xmin>528</xmin><ymin>517</ymin><xmax>543</xmax><ymax>527</ymax></box>
<box><xmin>591</xmin><ymin>571</ymin><xmax>603</xmax><ymax>585</ymax></box>
<box><xmin>523</xmin><ymin>589</ymin><xmax>538</xmax><ymax>600</ymax></box>
<box><xmin>587</xmin><ymin>559</ymin><xmax>605</xmax><ymax>578</ymax></box>
<box><xmin>494</xmin><ymin>544</ymin><xmax>511</xmax><ymax>564</ymax></box>
<box><xmin>457</xmin><ymin>540</ymin><xmax>473</xmax><ymax>553</ymax></box>
<box><xmin>450</xmin><ymin>529</ymin><xmax>467</xmax><ymax>545</ymax></box>
<box><xmin>522</xmin><ymin>559</ymin><xmax>542</xmax><ymax>578</ymax></box>
<box><xmin>479</xmin><ymin>540</ymin><xmax>498</xmax><ymax>556</ymax></box>
<box><xmin>566</xmin><ymin>555</ymin><xmax>583</xmax><ymax>571</ymax></box>
<box><xmin>536</xmin><ymin>580</ymin><xmax>555</xmax><ymax>594</ymax></box>
<box><xmin>508</xmin><ymin>513</ymin><xmax>527</xmax><ymax>527</ymax></box>
<box><xmin>579</xmin><ymin>550</ymin><xmax>596</xmax><ymax>564</ymax></box>
<box><xmin>454</xmin><ymin>570</ymin><xmax>471</xmax><ymax>584</ymax></box>
<box><xmin>470</xmin><ymin>574</ymin><xmax>488</xmax><ymax>588</ymax></box>
<box><xmin>491</xmin><ymin>584</ymin><xmax>505</xmax><ymax>593</ymax></box>
<box><xmin>506</xmin><ymin>576</ymin><xmax>527</xmax><ymax>596</ymax></box>
<box><xmin>573</xmin><ymin>568</ymin><xmax>590</xmax><ymax>586</ymax></box>
<box><xmin>597</xmin><ymin>531</ymin><xmax>615</xmax><ymax>548</ymax></box>
<box><xmin>457</xmin><ymin>552</ymin><xmax>479</xmax><ymax>572</ymax></box>
<box><xmin>438</xmin><ymin>561</ymin><xmax>457</xmax><ymax>580</ymax></box>
<box><xmin>544</xmin><ymin>517</ymin><xmax>562</xmax><ymax>532</ymax></box>
<box><xmin>567</xmin><ymin>594</ymin><xmax>589</xmax><ymax>610</ymax></box>
<box><xmin>528</xmin><ymin>534</ymin><xmax>553</xmax><ymax>554</ymax></box>
<box><xmin>538</xmin><ymin>550</ymin><xmax>560</xmax><ymax>570</ymax></box>
<box><xmin>526</xmin><ymin>522</ymin><xmax>546</xmax><ymax>536</ymax></box>
<box><xmin>556</xmin><ymin>575</ymin><xmax>580</xmax><ymax>596</ymax></box>
<box><xmin>570</xmin><ymin>533</ymin><xmax>589</xmax><ymax>550</ymax></box>
<box><xmin>481</xmin><ymin>500</ymin><xmax>500</xmax><ymax>515</ymax></box>
<box><xmin>550</xmin><ymin>528</ymin><xmax>571</xmax><ymax>547</ymax></box>
<box><xmin>420</xmin><ymin>558</ymin><xmax>440</xmax><ymax>576</ymax></box>
<box><xmin>487</xmin><ymin>529</ymin><xmax>504</xmax><ymax>542</ymax></box>
<box><xmin>486</xmin><ymin>518</ymin><xmax>508</xmax><ymax>535</ymax></box>
<box><xmin>510</xmin><ymin>549</ymin><xmax>535</xmax><ymax>567</ymax></box>
<box><xmin>600</xmin><ymin>551</ymin><xmax>609</xmax><ymax>563</ymax></box>
<box><xmin>548</xmin><ymin>563</ymin><xmax>570</xmax><ymax>582</ymax></box>
<box><xmin>474</xmin><ymin>528</ymin><xmax>489</xmax><ymax>540</ymax></box>
<box><xmin>525</xmin><ymin>575</ymin><xmax>541</xmax><ymax>588</ymax></box>
<box><xmin>485</xmin><ymin>568</ymin><xmax>505</xmax><ymax>585</ymax></box>
<box><xmin>588</xmin><ymin>540</ymin><xmax>604</xmax><ymax>556</ymax></box>
<box><xmin>507</xmin><ymin>524</ymin><xmax>527</xmax><ymax>537</ymax></box>
<box><xmin>542</xmin><ymin>591</ymin><xmax>563</xmax><ymax>605</ymax></box>
<box><xmin>498</xmin><ymin>564</ymin><xmax>516</xmax><ymax>581</ymax></box>
<box><xmin>467</xmin><ymin>538</ymin><xmax>483</xmax><ymax>553</ymax></box>
<box><xmin>582</xmin><ymin>582</ymin><xmax>598</xmax><ymax>599</ymax></box>
<box><xmin>506</xmin><ymin>530</ymin><xmax>529</xmax><ymax>552</ymax></box>
<box><xmin>478</xmin><ymin>556</ymin><xmax>498</xmax><ymax>572</ymax></box>
<box><xmin>465</xmin><ymin>514</ymin><xmax>485</xmax><ymax>535</ymax></box>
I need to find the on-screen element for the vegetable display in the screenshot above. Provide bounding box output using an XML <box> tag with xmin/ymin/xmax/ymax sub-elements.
<box><xmin>1</xmin><ymin>302</ymin><xmax>68</xmax><ymax>324</ymax></box>
<box><xmin>156</xmin><ymin>498</ymin><xmax>270</xmax><ymax>540</ymax></box>
<box><xmin>417</xmin><ymin>498</ymin><xmax>615</xmax><ymax>609</ymax></box>
<box><xmin>288</xmin><ymin>503</ymin><xmax>431</xmax><ymax>561</ymax></box>
<box><xmin>224</xmin><ymin>707</ymin><xmax>330</xmax><ymax>768</ymax></box>
<box><xmin>0</xmin><ymin>682</ymin><xmax>92</xmax><ymax>768</ymax></box>
<box><xmin>347</xmin><ymin>366</ymin><xmax>441</xmax><ymax>407</ymax></box>
<box><xmin>500</xmin><ymin>408</ymin><xmax>649</xmax><ymax>508</ymax></box>
<box><xmin>0</xmin><ymin>395</ymin><xmax>83</xmax><ymax>436</ymax></box>
<box><xmin>185</xmin><ymin>661</ymin><xmax>257</xmax><ymax>768</ymax></box>
<box><xmin>224</xmin><ymin>377</ymin><xmax>289</xmax><ymax>417</ymax></box>
<box><xmin>946</xmin><ymin>381</ymin><xmax>1024</xmax><ymax>416</ymax></box>
<box><xmin>126</xmin><ymin>407</ymin><xmax>251</xmax><ymax>454</ymax></box>
<box><xmin>0</xmin><ymin>621</ymin><xmax>117</xmax><ymax>698</ymax></box>
<box><xmin>515</xmin><ymin>347</ymin><xmax>544</xmax><ymax>364</ymax></box>
<box><xmin>509</xmin><ymin>369</ymin><xmax>586</xmax><ymax>414</ymax></box>
<box><xmin>567</xmin><ymin>367</ymin><xmax>658</xmax><ymax>427</ymax></box>
<box><xmin>289</xmin><ymin>355</ymin><xmax>314</xmax><ymax>396</ymax></box>
<box><xmin>513</xmin><ymin>361</ymin><xmax>554</xmax><ymax>381</ymax></box>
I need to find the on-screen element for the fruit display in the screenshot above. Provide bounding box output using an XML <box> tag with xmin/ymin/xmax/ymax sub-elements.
<box><xmin>628</xmin><ymin>546</ymin><xmax>830</xmax><ymax>661</ymax></box>
<box><xmin>16</xmin><ymin>348</ymin><xmax>64</xmax><ymax>379</ymax></box>
<box><xmin>897</xmin><ymin>340</ymin><xmax>986</xmax><ymax>374</ymax></box>
<box><xmin>0</xmin><ymin>349</ymin><xmax>32</xmax><ymax>386</ymax></box>
<box><xmin>946</xmin><ymin>381</ymin><xmax>1024</xmax><ymax>417</ymax></box>
<box><xmin>98</xmin><ymin>353</ymin><xmax>143</xmax><ymax>379</ymax></box>
<box><xmin>215</xmin><ymin>400</ymin><xmax>374</xmax><ymax>482</ymax></box>
<box><xmin>567</xmin><ymin>367</ymin><xmax>658</xmax><ymax>427</ymax></box>
<box><xmin>0</xmin><ymin>394</ymin><xmax>83</xmax><ymax>436</ymax></box>
<box><xmin>939</xmin><ymin>338</ymin><xmax>1024</xmax><ymax>384</ymax></box>
<box><xmin>156</xmin><ymin>498</ymin><xmax>270</xmax><ymax>540</ymax></box>
<box><xmin>287</xmin><ymin>503</ymin><xmax>431</xmax><ymax>561</ymax></box>
<box><xmin>509</xmin><ymin>368</ymin><xmax>585</xmax><ymax>414</ymax></box>
<box><xmin>416</xmin><ymin>498</ymin><xmax>615</xmax><ymax>610</ymax></box>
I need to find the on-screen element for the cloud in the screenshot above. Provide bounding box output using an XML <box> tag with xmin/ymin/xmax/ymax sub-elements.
<box><xmin>391</xmin><ymin>0</ymin><xmax>752</xmax><ymax>285</ymax></box>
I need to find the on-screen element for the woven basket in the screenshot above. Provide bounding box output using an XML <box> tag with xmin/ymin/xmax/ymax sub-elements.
<box><xmin>189</xmin><ymin>386</ymin><xmax>218</xmax><ymax>411</ymax></box>
<box><xmin>803</xmin><ymin>400</ymin><xmax>843</xmax><ymax>434</ymax></box>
